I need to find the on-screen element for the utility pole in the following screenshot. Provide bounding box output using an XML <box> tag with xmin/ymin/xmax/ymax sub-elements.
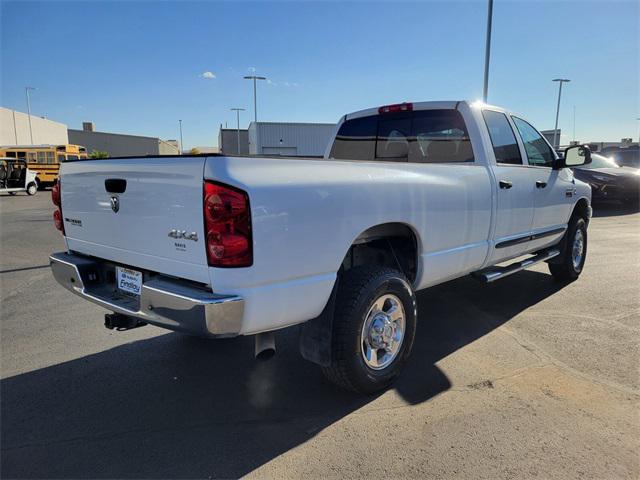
<box><xmin>230</xmin><ymin>108</ymin><xmax>246</xmax><ymax>154</ymax></box>
<box><xmin>243</xmin><ymin>75</ymin><xmax>267</xmax><ymax>122</ymax></box>
<box><xmin>573</xmin><ymin>106</ymin><xmax>576</xmax><ymax>143</ymax></box>
<box><xmin>552</xmin><ymin>78</ymin><xmax>570</xmax><ymax>149</ymax></box>
<box><xmin>482</xmin><ymin>0</ymin><xmax>494</xmax><ymax>103</ymax></box>
<box><xmin>25</xmin><ymin>87</ymin><xmax>36</xmax><ymax>145</ymax></box>
<box><xmin>179</xmin><ymin>119</ymin><xmax>184</xmax><ymax>154</ymax></box>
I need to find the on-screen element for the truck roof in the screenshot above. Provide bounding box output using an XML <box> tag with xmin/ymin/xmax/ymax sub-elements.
<box><xmin>343</xmin><ymin>100</ymin><xmax>508</xmax><ymax>120</ymax></box>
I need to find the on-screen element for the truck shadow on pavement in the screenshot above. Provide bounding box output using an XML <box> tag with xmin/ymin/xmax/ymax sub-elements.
<box><xmin>2</xmin><ymin>271</ymin><xmax>565</xmax><ymax>479</ymax></box>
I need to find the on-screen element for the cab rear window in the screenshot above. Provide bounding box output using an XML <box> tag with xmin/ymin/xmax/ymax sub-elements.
<box><xmin>329</xmin><ymin>109</ymin><xmax>474</xmax><ymax>164</ymax></box>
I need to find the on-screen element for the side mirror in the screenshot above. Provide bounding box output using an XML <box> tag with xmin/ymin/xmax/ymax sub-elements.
<box><xmin>555</xmin><ymin>145</ymin><xmax>591</xmax><ymax>169</ymax></box>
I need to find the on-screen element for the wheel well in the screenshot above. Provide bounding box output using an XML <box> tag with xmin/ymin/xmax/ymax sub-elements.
<box><xmin>341</xmin><ymin>223</ymin><xmax>418</xmax><ymax>284</ymax></box>
<box><xmin>572</xmin><ymin>198</ymin><xmax>590</xmax><ymax>223</ymax></box>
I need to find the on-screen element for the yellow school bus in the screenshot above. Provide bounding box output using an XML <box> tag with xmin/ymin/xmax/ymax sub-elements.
<box><xmin>0</xmin><ymin>144</ymin><xmax>88</xmax><ymax>187</ymax></box>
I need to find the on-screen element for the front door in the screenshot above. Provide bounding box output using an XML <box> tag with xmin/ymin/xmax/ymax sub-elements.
<box><xmin>511</xmin><ymin>116</ymin><xmax>573</xmax><ymax>249</ymax></box>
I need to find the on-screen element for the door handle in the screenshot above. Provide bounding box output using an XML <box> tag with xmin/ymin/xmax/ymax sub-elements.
<box><xmin>536</xmin><ymin>181</ymin><xmax>547</xmax><ymax>189</ymax></box>
<box><xmin>499</xmin><ymin>180</ymin><xmax>513</xmax><ymax>189</ymax></box>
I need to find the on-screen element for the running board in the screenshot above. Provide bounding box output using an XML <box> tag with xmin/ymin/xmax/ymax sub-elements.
<box><xmin>473</xmin><ymin>249</ymin><xmax>560</xmax><ymax>283</ymax></box>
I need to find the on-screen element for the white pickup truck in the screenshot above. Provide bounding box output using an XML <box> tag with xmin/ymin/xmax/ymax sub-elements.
<box><xmin>50</xmin><ymin>101</ymin><xmax>592</xmax><ymax>393</ymax></box>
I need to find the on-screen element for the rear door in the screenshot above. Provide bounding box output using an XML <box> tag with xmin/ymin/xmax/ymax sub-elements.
<box><xmin>61</xmin><ymin>157</ymin><xmax>210</xmax><ymax>284</ymax></box>
<box><xmin>482</xmin><ymin>110</ymin><xmax>536</xmax><ymax>264</ymax></box>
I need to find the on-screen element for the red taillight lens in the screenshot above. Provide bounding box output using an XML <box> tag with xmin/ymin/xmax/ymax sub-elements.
<box><xmin>52</xmin><ymin>182</ymin><xmax>61</xmax><ymax>207</ymax></box>
<box><xmin>52</xmin><ymin>180</ymin><xmax>64</xmax><ymax>233</ymax></box>
<box><xmin>378</xmin><ymin>102</ymin><xmax>413</xmax><ymax>114</ymax></box>
<box><xmin>53</xmin><ymin>209</ymin><xmax>64</xmax><ymax>231</ymax></box>
<box><xmin>204</xmin><ymin>181</ymin><xmax>252</xmax><ymax>267</ymax></box>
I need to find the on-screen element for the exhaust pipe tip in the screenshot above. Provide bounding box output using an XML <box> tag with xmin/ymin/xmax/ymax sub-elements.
<box><xmin>254</xmin><ymin>332</ymin><xmax>276</xmax><ymax>361</ymax></box>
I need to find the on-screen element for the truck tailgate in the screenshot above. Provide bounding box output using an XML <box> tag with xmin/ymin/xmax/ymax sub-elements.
<box><xmin>60</xmin><ymin>157</ymin><xmax>210</xmax><ymax>284</ymax></box>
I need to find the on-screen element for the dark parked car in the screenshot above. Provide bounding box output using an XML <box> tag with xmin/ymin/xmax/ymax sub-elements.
<box><xmin>600</xmin><ymin>147</ymin><xmax>639</xmax><ymax>168</ymax></box>
<box><xmin>572</xmin><ymin>153</ymin><xmax>639</xmax><ymax>205</ymax></box>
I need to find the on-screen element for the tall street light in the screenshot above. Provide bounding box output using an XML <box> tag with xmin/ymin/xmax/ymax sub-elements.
<box><xmin>25</xmin><ymin>86</ymin><xmax>36</xmax><ymax>145</ymax></box>
<box><xmin>552</xmin><ymin>78</ymin><xmax>570</xmax><ymax>149</ymax></box>
<box><xmin>243</xmin><ymin>75</ymin><xmax>266</xmax><ymax>123</ymax></box>
<box><xmin>230</xmin><ymin>108</ymin><xmax>245</xmax><ymax>155</ymax></box>
<box><xmin>179</xmin><ymin>119</ymin><xmax>184</xmax><ymax>154</ymax></box>
<box><xmin>482</xmin><ymin>0</ymin><xmax>494</xmax><ymax>102</ymax></box>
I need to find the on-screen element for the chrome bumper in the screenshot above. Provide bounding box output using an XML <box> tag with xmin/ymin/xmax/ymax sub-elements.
<box><xmin>49</xmin><ymin>252</ymin><xmax>243</xmax><ymax>337</ymax></box>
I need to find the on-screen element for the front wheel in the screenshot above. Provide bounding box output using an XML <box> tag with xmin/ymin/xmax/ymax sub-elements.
<box><xmin>321</xmin><ymin>266</ymin><xmax>417</xmax><ymax>394</ymax></box>
<box><xmin>27</xmin><ymin>183</ymin><xmax>37</xmax><ymax>196</ymax></box>
<box><xmin>549</xmin><ymin>217</ymin><xmax>587</xmax><ymax>281</ymax></box>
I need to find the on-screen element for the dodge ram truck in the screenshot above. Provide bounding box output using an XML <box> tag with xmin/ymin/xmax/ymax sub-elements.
<box><xmin>50</xmin><ymin>101</ymin><xmax>592</xmax><ymax>393</ymax></box>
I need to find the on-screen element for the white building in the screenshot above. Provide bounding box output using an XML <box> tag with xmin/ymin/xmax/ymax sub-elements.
<box><xmin>248</xmin><ymin>122</ymin><xmax>336</xmax><ymax>157</ymax></box>
<box><xmin>0</xmin><ymin>107</ymin><xmax>68</xmax><ymax>145</ymax></box>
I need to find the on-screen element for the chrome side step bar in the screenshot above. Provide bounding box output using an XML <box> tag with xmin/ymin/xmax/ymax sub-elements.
<box><xmin>473</xmin><ymin>249</ymin><xmax>560</xmax><ymax>283</ymax></box>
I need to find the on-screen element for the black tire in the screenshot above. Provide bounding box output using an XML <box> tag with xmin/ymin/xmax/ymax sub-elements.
<box><xmin>26</xmin><ymin>182</ymin><xmax>37</xmax><ymax>196</ymax></box>
<box><xmin>549</xmin><ymin>216</ymin><xmax>587</xmax><ymax>281</ymax></box>
<box><xmin>321</xmin><ymin>266</ymin><xmax>417</xmax><ymax>394</ymax></box>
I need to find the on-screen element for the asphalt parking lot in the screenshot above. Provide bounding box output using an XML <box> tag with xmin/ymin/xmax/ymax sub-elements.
<box><xmin>1</xmin><ymin>192</ymin><xmax>639</xmax><ymax>479</ymax></box>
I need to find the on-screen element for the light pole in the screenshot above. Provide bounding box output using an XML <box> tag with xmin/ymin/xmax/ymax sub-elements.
<box><xmin>179</xmin><ymin>119</ymin><xmax>184</xmax><ymax>154</ymax></box>
<box><xmin>482</xmin><ymin>0</ymin><xmax>494</xmax><ymax>102</ymax></box>
<box><xmin>243</xmin><ymin>75</ymin><xmax>267</xmax><ymax>122</ymax></box>
<box><xmin>552</xmin><ymin>78</ymin><xmax>570</xmax><ymax>149</ymax></box>
<box><xmin>230</xmin><ymin>108</ymin><xmax>245</xmax><ymax>154</ymax></box>
<box><xmin>25</xmin><ymin>86</ymin><xmax>36</xmax><ymax>145</ymax></box>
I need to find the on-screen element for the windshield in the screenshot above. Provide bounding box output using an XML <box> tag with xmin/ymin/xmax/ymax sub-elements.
<box><xmin>579</xmin><ymin>153</ymin><xmax>619</xmax><ymax>170</ymax></box>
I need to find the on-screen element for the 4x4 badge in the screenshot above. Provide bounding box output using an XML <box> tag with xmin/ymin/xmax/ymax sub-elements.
<box><xmin>168</xmin><ymin>229</ymin><xmax>198</xmax><ymax>241</ymax></box>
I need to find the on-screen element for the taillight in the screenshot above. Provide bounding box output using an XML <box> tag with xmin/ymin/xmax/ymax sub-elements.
<box><xmin>204</xmin><ymin>181</ymin><xmax>252</xmax><ymax>267</ymax></box>
<box><xmin>52</xmin><ymin>181</ymin><xmax>64</xmax><ymax>234</ymax></box>
<box><xmin>378</xmin><ymin>102</ymin><xmax>413</xmax><ymax>114</ymax></box>
<box><xmin>52</xmin><ymin>182</ymin><xmax>61</xmax><ymax>207</ymax></box>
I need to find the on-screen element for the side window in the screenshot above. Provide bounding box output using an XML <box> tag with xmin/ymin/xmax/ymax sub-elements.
<box><xmin>376</xmin><ymin>114</ymin><xmax>411</xmax><ymax>161</ymax></box>
<box><xmin>329</xmin><ymin>116</ymin><xmax>377</xmax><ymax>160</ymax></box>
<box><xmin>409</xmin><ymin>110</ymin><xmax>474</xmax><ymax>163</ymax></box>
<box><xmin>512</xmin><ymin>117</ymin><xmax>555</xmax><ymax>167</ymax></box>
<box><xmin>57</xmin><ymin>155</ymin><xmax>65</xmax><ymax>162</ymax></box>
<box><xmin>482</xmin><ymin>110</ymin><xmax>522</xmax><ymax>165</ymax></box>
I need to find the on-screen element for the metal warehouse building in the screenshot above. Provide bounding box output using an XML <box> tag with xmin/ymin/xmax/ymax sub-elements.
<box><xmin>248</xmin><ymin>122</ymin><xmax>336</xmax><ymax>157</ymax></box>
<box><xmin>68</xmin><ymin>122</ymin><xmax>179</xmax><ymax>157</ymax></box>
<box><xmin>218</xmin><ymin>128</ymin><xmax>249</xmax><ymax>155</ymax></box>
<box><xmin>1</xmin><ymin>107</ymin><xmax>69</xmax><ymax>145</ymax></box>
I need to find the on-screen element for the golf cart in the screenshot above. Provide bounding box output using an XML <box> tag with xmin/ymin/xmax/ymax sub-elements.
<box><xmin>0</xmin><ymin>158</ymin><xmax>38</xmax><ymax>196</ymax></box>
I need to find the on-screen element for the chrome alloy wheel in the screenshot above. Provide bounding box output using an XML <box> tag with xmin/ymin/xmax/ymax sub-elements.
<box><xmin>572</xmin><ymin>229</ymin><xmax>584</xmax><ymax>270</ymax></box>
<box><xmin>360</xmin><ymin>294</ymin><xmax>405</xmax><ymax>370</ymax></box>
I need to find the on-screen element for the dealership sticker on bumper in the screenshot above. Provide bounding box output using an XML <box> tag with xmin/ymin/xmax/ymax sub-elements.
<box><xmin>116</xmin><ymin>267</ymin><xmax>142</xmax><ymax>296</ymax></box>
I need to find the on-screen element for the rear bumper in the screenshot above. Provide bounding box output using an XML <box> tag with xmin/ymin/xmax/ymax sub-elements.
<box><xmin>49</xmin><ymin>251</ymin><xmax>244</xmax><ymax>337</ymax></box>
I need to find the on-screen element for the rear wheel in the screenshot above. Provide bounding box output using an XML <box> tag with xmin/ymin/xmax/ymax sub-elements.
<box><xmin>27</xmin><ymin>183</ymin><xmax>37</xmax><ymax>195</ymax></box>
<box><xmin>321</xmin><ymin>266</ymin><xmax>417</xmax><ymax>394</ymax></box>
<box><xmin>549</xmin><ymin>216</ymin><xmax>587</xmax><ymax>281</ymax></box>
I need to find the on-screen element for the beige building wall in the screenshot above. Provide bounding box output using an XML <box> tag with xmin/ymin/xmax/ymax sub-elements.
<box><xmin>0</xmin><ymin>107</ymin><xmax>69</xmax><ymax>145</ymax></box>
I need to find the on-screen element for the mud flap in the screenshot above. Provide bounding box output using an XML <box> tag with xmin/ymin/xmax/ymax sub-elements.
<box><xmin>299</xmin><ymin>278</ymin><xmax>338</xmax><ymax>367</ymax></box>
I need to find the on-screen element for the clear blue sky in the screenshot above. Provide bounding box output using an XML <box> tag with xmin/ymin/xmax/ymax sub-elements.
<box><xmin>1</xmin><ymin>0</ymin><xmax>638</xmax><ymax>148</ymax></box>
